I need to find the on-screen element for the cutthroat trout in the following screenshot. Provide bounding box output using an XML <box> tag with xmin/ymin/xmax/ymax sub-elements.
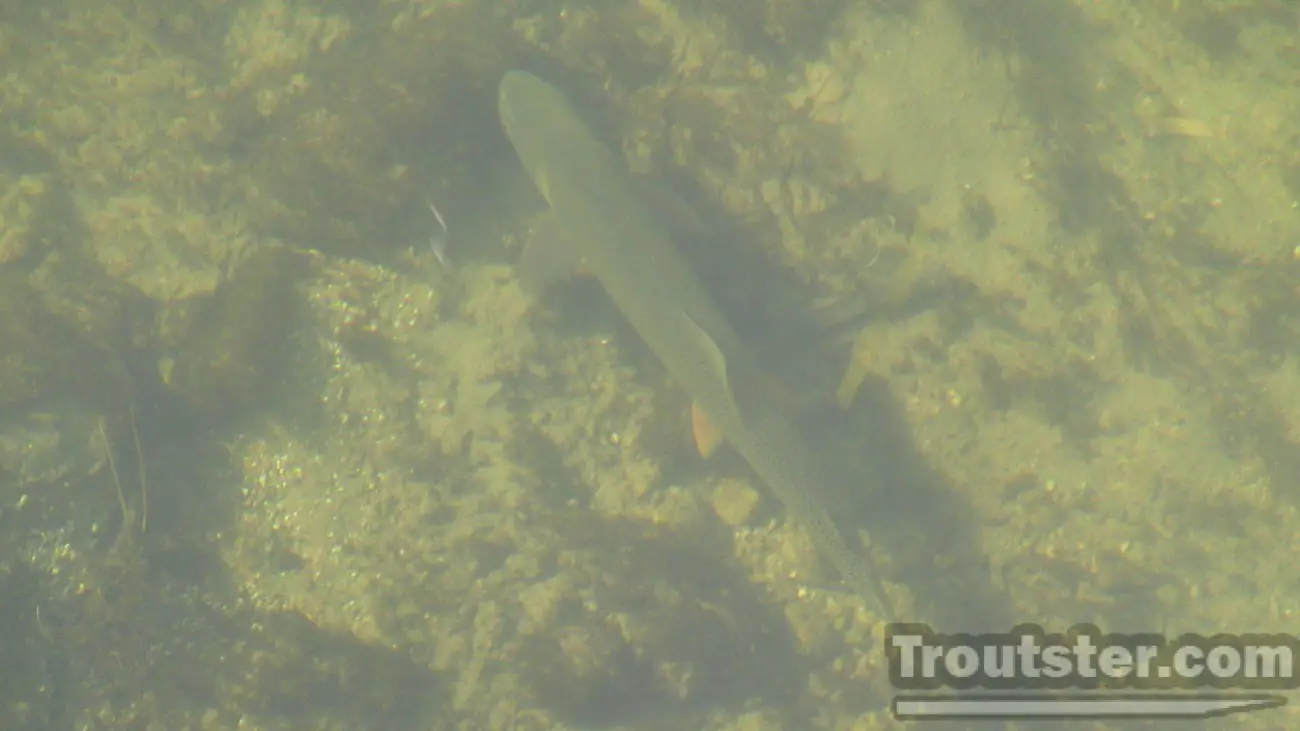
<box><xmin>499</xmin><ymin>70</ymin><xmax>893</xmax><ymax>618</ymax></box>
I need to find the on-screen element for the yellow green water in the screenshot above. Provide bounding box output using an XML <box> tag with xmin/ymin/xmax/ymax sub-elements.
<box><xmin>0</xmin><ymin>0</ymin><xmax>1297</xmax><ymax>729</ymax></box>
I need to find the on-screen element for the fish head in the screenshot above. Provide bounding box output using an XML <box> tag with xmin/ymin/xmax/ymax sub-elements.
<box><xmin>496</xmin><ymin>70</ymin><xmax>528</xmax><ymax>137</ymax></box>
<box><xmin>498</xmin><ymin>70</ymin><xmax>568</xmax><ymax>142</ymax></box>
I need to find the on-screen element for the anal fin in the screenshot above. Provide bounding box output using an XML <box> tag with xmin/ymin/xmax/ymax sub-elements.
<box><xmin>691</xmin><ymin>402</ymin><xmax>724</xmax><ymax>457</ymax></box>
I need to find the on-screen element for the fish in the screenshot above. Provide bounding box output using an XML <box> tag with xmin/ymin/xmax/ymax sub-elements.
<box><xmin>498</xmin><ymin>70</ymin><xmax>894</xmax><ymax>619</ymax></box>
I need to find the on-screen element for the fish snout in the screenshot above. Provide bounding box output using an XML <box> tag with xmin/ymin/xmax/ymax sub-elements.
<box><xmin>498</xmin><ymin>92</ymin><xmax>514</xmax><ymax>133</ymax></box>
<box><xmin>498</xmin><ymin>71</ymin><xmax>526</xmax><ymax>133</ymax></box>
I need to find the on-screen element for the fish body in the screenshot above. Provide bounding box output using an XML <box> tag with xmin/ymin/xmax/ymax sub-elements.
<box><xmin>499</xmin><ymin>71</ymin><xmax>892</xmax><ymax>618</ymax></box>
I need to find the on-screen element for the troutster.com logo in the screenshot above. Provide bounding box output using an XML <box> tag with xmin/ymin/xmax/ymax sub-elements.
<box><xmin>886</xmin><ymin>623</ymin><xmax>1293</xmax><ymax>720</ymax></box>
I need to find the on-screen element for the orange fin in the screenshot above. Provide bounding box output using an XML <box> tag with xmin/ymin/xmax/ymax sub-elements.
<box><xmin>691</xmin><ymin>402</ymin><xmax>724</xmax><ymax>457</ymax></box>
